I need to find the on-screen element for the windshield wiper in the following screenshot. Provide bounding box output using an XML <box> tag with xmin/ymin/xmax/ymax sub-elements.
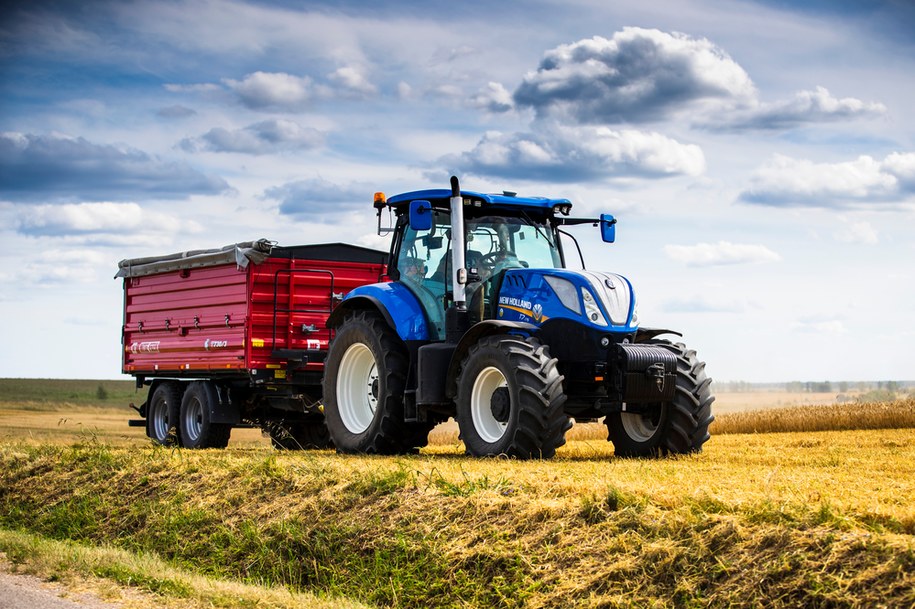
<box><xmin>519</xmin><ymin>210</ymin><xmax>555</xmax><ymax>247</ymax></box>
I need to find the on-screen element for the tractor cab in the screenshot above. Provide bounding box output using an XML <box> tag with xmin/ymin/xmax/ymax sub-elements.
<box><xmin>376</xmin><ymin>185</ymin><xmax>616</xmax><ymax>340</ymax></box>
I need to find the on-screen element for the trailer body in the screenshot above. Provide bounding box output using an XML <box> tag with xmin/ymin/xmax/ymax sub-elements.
<box><xmin>118</xmin><ymin>240</ymin><xmax>386</xmax><ymax>448</ymax></box>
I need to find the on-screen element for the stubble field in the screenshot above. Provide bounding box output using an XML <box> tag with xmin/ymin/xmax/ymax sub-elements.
<box><xmin>0</xmin><ymin>379</ymin><xmax>913</xmax><ymax>608</ymax></box>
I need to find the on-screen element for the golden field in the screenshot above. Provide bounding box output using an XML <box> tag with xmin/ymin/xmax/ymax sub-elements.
<box><xmin>1</xmin><ymin>380</ymin><xmax>913</xmax><ymax>607</ymax></box>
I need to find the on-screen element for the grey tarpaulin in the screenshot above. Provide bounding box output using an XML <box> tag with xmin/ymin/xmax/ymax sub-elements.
<box><xmin>115</xmin><ymin>239</ymin><xmax>275</xmax><ymax>279</ymax></box>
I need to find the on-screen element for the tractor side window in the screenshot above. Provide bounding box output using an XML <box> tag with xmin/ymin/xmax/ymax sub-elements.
<box><xmin>397</xmin><ymin>211</ymin><xmax>450</xmax><ymax>340</ymax></box>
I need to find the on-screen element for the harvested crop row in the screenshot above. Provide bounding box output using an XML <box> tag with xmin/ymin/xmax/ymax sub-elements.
<box><xmin>1</xmin><ymin>430</ymin><xmax>913</xmax><ymax>608</ymax></box>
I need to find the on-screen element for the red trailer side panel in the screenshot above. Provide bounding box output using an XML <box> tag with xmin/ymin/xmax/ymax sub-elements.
<box><xmin>247</xmin><ymin>258</ymin><xmax>386</xmax><ymax>371</ymax></box>
<box><xmin>123</xmin><ymin>264</ymin><xmax>248</xmax><ymax>374</ymax></box>
<box><xmin>121</xmin><ymin>243</ymin><xmax>386</xmax><ymax>377</ymax></box>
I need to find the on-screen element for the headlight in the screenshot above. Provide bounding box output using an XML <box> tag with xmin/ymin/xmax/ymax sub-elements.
<box><xmin>544</xmin><ymin>275</ymin><xmax>581</xmax><ymax>315</ymax></box>
<box><xmin>581</xmin><ymin>288</ymin><xmax>608</xmax><ymax>326</ymax></box>
<box><xmin>630</xmin><ymin>297</ymin><xmax>639</xmax><ymax>327</ymax></box>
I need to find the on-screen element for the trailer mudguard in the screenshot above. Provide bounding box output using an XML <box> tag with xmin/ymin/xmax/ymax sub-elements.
<box><xmin>326</xmin><ymin>282</ymin><xmax>430</xmax><ymax>341</ymax></box>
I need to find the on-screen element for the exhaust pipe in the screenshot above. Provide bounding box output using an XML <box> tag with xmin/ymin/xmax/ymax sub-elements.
<box><xmin>450</xmin><ymin>175</ymin><xmax>466</xmax><ymax>311</ymax></box>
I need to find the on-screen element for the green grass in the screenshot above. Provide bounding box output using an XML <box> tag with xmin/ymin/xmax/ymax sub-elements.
<box><xmin>0</xmin><ymin>378</ymin><xmax>140</xmax><ymax>410</ymax></box>
<box><xmin>0</xmin><ymin>528</ymin><xmax>370</xmax><ymax>609</ymax></box>
<box><xmin>2</xmin><ymin>432</ymin><xmax>913</xmax><ymax>608</ymax></box>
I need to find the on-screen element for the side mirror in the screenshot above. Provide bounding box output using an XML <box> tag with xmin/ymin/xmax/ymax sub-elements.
<box><xmin>409</xmin><ymin>200</ymin><xmax>433</xmax><ymax>231</ymax></box>
<box><xmin>600</xmin><ymin>214</ymin><xmax>616</xmax><ymax>243</ymax></box>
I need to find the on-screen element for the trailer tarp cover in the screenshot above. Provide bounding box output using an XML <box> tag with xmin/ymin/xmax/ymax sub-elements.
<box><xmin>115</xmin><ymin>239</ymin><xmax>274</xmax><ymax>278</ymax></box>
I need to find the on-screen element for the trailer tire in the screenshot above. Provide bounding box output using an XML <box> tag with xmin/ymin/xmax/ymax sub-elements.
<box><xmin>147</xmin><ymin>382</ymin><xmax>181</xmax><ymax>446</ymax></box>
<box><xmin>178</xmin><ymin>381</ymin><xmax>232</xmax><ymax>449</ymax></box>
<box><xmin>456</xmin><ymin>335</ymin><xmax>570</xmax><ymax>459</ymax></box>
<box><xmin>323</xmin><ymin>311</ymin><xmax>433</xmax><ymax>454</ymax></box>
<box><xmin>606</xmin><ymin>340</ymin><xmax>714</xmax><ymax>457</ymax></box>
<box><xmin>270</xmin><ymin>420</ymin><xmax>333</xmax><ymax>450</ymax></box>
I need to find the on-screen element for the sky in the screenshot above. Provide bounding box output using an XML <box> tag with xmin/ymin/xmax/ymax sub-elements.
<box><xmin>1</xmin><ymin>0</ymin><xmax>914</xmax><ymax>383</ymax></box>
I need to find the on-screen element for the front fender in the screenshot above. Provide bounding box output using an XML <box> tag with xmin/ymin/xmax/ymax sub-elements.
<box><xmin>326</xmin><ymin>282</ymin><xmax>430</xmax><ymax>341</ymax></box>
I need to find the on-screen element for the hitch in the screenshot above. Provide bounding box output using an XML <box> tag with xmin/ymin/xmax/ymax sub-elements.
<box><xmin>645</xmin><ymin>362</ymin><xmax>667</xmax><ymax>392</ymax></box>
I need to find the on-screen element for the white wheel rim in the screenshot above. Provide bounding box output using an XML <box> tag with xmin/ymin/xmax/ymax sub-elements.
<box><xmin>620</xmin><ymin>411</ymin><xmax>659</xmax><ymax>442</ymax></box>
<box><xmin>336</xmin><ymin>342</ymin><xmax>379</xmax><ymax>434</ymax></box>
<box><xmin>183</xmin><ymin>396</ymin><xmax>203</xmax><ymax>442</ymax></box>
<box><xmin>471</xmin><ymin>366</ymin><xmax>509</xmax><ymax>443</ymax></box>
<box><xmin>152</xmin><ymin>398</ymin><xmax>169</xmax><ymax>440</ymax></box>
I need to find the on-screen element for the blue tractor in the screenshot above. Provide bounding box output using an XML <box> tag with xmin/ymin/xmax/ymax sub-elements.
<box><xmin>323</xmin><ymin>176</ymin><xmax>714</xmax><ymax>458</ymax></box>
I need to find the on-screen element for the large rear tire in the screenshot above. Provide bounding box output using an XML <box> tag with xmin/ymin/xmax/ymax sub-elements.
<box><xmin>178</xmin><ymin>381</ymin><xmax>232</xmax><ymax>449</ymax></box>
<box><xmin>456</xmin><ymin>335</ymin><xmax>570</xmax><ymax>459</ymax></box>
<box><xmin>323</xmin><ymin>311</ymin><xmax>434</xmax><ymax>454</ymax></box>
<box><xmin>147</xmin><ymin>382</ymin><xmax>180</xmax><ymax>446</ymax></box>
<box><xmin>606</xmin><ymin>340</ymin><xmax>714</xmax><ymax>457</ymax></box>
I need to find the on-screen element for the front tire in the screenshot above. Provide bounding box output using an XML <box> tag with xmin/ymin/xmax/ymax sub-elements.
<box><xmin>456</xmin><ymin>335</ymin><xmax>570</xmax><ymax>459</ymax></box>
<box><xmin>323</xmin><ymin>311</ymin><xmax>434</xmax><ymax>454</ymax></box>
<box><xmin>178</xmin><ymin>381</ymin><xmax>232</xmax><ymax>449</ymax></box>
<box><xmin>606</xmin><ymin>340</ymin><xmax>714</xmax><ymax>457</ymax></box>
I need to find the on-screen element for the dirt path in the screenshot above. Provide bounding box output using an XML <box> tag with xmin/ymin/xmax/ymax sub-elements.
<box><xmin>0</xmin><ymin>559</ymin><xmax>123</xmax><ymax>609</ymax></box>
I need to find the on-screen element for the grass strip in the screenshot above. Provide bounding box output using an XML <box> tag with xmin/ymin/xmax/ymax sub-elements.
<box><xmin>1</xmin><ymin>434</ymin><xmax>913</xmax><ymax>608</ymax></box>
<box><xmin>0</xmin><ymin>527</ymin><xmax>371</xmax><ymax>609</ymax></box>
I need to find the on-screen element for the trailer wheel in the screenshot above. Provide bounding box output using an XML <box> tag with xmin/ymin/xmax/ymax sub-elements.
<box><xmin>147</xmin><ymin>382</ymin><xmax>181</xmax><ymax>446</ymax></box>
<box><xmin>456</xmin><ymin>335</ymin><xmax>570</xmax><ymax>459</ymax></box>
<box><xmin>606</xmin><ymin>340</ymin><xmax>714</xmax><ymax>457</ymax></box>
<box><xmin>323</xmin><ymin>311</ymin><xmax>433</xmax><ymax>454</ymax></box>
<box><xmin>178</xmin><ymin>381</ymin><xmax>232</xmax><ymax>449</ymax></box>
<box><xmin>270</xmin><ymin>420</ymin><xmax>333</xmax><ymax>450</ymax></box>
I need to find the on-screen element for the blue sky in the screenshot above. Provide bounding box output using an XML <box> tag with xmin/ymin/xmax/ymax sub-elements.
<box><xmin>1</xmin><ymin>0</ymin><xmax>913</xmax><ymax>382</ymax></box>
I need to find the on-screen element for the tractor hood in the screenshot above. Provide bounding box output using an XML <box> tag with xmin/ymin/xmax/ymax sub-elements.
<box><xmin>495</xmin><ymin>268</ymin><xmax>637</xmax><ymax>332</ymax></box>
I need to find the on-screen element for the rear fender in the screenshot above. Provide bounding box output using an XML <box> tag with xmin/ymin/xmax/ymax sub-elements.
<box><xmin>326</xmin><ymin>283</ymin><xmax>430</xmax><ymax>341</ymax></box>
<box><xmin>444</xmin><ymin>320</ymin><xmax>538</xmax><ymax>398</ymax></box>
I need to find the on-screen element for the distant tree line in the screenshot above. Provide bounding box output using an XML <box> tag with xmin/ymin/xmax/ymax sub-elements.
<box><xmin>785</xmin><ymin>380</ymin><xmax>904</xmax><ymax>393</ymax></box>
<box><xmin>715</xmin><ymin>380</ymin><xmax>911</xmax><ymax>394</ymax></box>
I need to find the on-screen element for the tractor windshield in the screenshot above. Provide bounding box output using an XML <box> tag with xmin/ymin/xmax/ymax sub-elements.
<box><xmin>397</xmin><ymin>211</ymin><xmax>562</xmax><ymax>339</ymax></box>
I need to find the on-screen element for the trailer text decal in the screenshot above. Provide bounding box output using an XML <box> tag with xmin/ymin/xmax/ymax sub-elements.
<box><xmin>129</xmin><ymin>341</ymin><xmax>160</xmax><ymax>354</ymax></box>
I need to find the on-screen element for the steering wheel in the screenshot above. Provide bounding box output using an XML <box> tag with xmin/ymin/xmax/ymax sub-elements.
<box><xmin>481</xmin><ymin>250</ymin><xmax>517</xmax><ymax>265</ymax></box>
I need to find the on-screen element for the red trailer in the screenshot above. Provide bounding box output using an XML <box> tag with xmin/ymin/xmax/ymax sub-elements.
<box><xmin>118</xmin><ymin>239</ymin><xmax>387</xmax><ymax>449</ymax></box>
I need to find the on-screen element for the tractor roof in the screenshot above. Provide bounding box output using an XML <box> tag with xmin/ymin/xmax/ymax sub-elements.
<box><xmin>385</xmin><ymin>189</ymin><xmax>572</xmax><ymax>213</ymax></box>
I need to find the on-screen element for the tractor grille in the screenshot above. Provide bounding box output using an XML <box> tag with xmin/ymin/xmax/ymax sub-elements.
<box><xmin>579</xmin><ymin>271</ymin><xmax>631</xmax><ymax>326</ymax></box>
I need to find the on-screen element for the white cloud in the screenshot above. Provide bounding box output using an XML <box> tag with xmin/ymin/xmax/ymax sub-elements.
<box><xmin>14</xmin><ymin>202</ymin><xmax>202</xmax><ymax>242</ymax></box>
<box><xmin>223</xmin><ymin>71</ymin><xmax>312</xmax><ymax>110</ymax></box>
<box><xmin>471</xmin><ymin>82</ymin><xmax>514</xmax><ymax>113</ymax></box>
<box><xmin>662</xmin><ymin>296</ymin><xmax>746</xmax><ymax>313</ymax></box>
<box><xmin>664</xmin><ymin>241</ymin><xmax>781</xmax><ymax>267</ymax></box>
<box><xmin>327</xmin><ymin>66</ymin><xmax>377</xmax><ymax>97</ymax></box>
<box><xmin>834</xmin><ymin>217</ymin><xmax>879</xmax><ymax>244</ymax></box>
<box><xmin>163</xmin><ymin>83</ymin><xmax>222</xmax><ymax>94</ymax></box>
<box><xmin>396</xmin><ymin>81</ymin><xmax>414</xmax><ymax>99</ymax></box>
<box><xmin>180</xmin><ymin>119</ymin><xmax>324</xmax><ymax>154</ymax></box>
<box><xmin>263</xmin><ymin>177</ymin><xmax>370</xmax><ymax>219</ymax></box>
<box><xmin>0</xmin><ymin>247</ymin><xmax>110</xmax><ymax>286</ymax></box>
<box><xmin>699</xmin><ymin>86</ymin><xmax>886</xmax><ymax>130</ymax></box>
<box><xmin>740</xmin><ymin>153</ymin><xmax>915</xmax><ymax>208</ymax></box>
<box><xmin>514</xmin><ymin>27</ymin><xmax>755</xmax><ymax>124</ymax></box>
<box><xmin>444</xmin><ymin>123</ymin><xmax>705</xmax><ymax>182</ymax></box>
<box><xmin>512</xmin><ymin>29</ymin><xmax>885</xmax><ymax>132</ymax></box>
<box><xmin>883</xmin><ymin>152</ymin><xmax>915</xmax><ymax>189</ymax></box>
<box><xmin>792</xmin><ymin>318</ymin><xmax>847</xmax><ymax>335</ymax></box>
